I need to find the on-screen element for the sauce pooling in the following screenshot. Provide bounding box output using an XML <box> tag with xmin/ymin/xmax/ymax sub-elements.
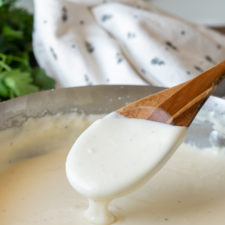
<box><xmin>1</xmin><ymin>112</ymin><xmax>225</xmax><ymax>225</ymax></box>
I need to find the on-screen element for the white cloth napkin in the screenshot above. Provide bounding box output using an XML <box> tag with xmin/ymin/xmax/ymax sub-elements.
<box><xmin>33</xmin><ymin>0</ymin><xmax>225</xmax><ymax>88</ymax></box>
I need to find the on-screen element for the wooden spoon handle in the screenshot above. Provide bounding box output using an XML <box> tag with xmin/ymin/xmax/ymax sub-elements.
<box><xmin>117</xmin><ymin>60</ymin><xmax>225</xmax><ymax>126</ymax></box>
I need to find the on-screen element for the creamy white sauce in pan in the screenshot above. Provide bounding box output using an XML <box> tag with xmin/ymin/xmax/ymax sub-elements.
<box><xmin>0</xmin><ymin>113</ymin><xmax>225</xmax><ymax>225</ymax></box>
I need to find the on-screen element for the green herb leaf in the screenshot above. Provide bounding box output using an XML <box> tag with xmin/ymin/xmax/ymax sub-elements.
<box><xmin>0</xmin><ymin>80</ymin><xmax>9</xmax><ymax>97</ymax></box>
<box><xmin>2</xmin><ymin>25</ymin><xmax>23</xmax><ymax>40</ymax></box>
<box><xmin>4</xmin><ymin>69</ymin><xmax>39</xmax><ymax>97</ymax></box>
<box><xmin>32</xmin><ymin>68</ymin><xmax>55</xmax><ymax>90</ymax></box>
<box><xmin>0</xmin><ymin>0</ymin><xmax>55</xmax><ymax>101</ymax></box>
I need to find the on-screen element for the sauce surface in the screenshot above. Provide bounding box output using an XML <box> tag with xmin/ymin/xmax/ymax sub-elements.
<box><xmin>0</xmin><ymin>113</ymin><xmax>225</xmax><ymax>225</ymax></box>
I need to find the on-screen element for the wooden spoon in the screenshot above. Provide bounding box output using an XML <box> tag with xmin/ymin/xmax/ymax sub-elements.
<box><xmin>117</xmin><ymin>60</ymin><xmax>225</xmax><ymax>127</ymax></box>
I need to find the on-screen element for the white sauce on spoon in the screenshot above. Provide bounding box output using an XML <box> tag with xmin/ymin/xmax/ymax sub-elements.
<box><xmin>66</xmin><ymin>112</ymin><xmax>187</xmax><ymax>225</ymax></box>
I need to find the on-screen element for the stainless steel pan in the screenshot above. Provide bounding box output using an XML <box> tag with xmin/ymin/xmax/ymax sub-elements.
<box><xmin>0</xmin><ymin>85</ymin><xmax>224</xmax><ymax>149</ymax></box>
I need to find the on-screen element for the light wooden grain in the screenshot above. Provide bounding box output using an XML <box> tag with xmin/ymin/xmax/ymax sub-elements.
<box><xmin>117</xmin><ymin>60</ymin><xmax>225</xmax><ymax>126</ymax></box>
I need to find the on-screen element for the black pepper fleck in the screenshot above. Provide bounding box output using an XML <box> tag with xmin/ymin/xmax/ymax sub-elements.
<box><xmin>205</xmin><ymin>55</ymin><xmax>216</xmax><ymax>64</ymax></box>
<box><xmin>101</xmin><ymin>14</ymin><xmax>113</xmax><ymax>22</ymax></box>
<box><xmin>117</xmin><ymin>58</ymin><xmax>123</xmax><ymax>63</ymax></box>
<box><xmin>165</xmin><ymin>41</ymin><xmax>177</xmax><ymax>51</ymax></box>
<box><xmin>151</xmin><ymin>57</ymin><xmax>165</xmax><ymax>66</ymax></box>
<box><xmin>164</xmin><ymin>218</ymin><xmax>169</xmax><ymax>221</ymax></box>
<box><xmin>71</xmin><ymin>44</ymin><xmax>76</xmax><ymax>49</ymax></box>
<box><xmin>127</xmin><ymin>32</ymin><xmax>136</xmax><ymax>39</ymax></box>
<box><xmin>186</xmin><ymin>71</ymin><xmax>191</xmax><ymax>75</ymax></box>
<box><xmin>62</xmin><ymin>6</ymin><xmax>68</xmax><ymax>22</ymax></box>
<box><xmin>116</xmin><ymin>52</ymin><xmax>123</xmax><ymax>64</ymax></box>
<box><xmin>217</xmin><ymin>44</ymin><xmax>222</xmax><ymax>49</ymax></box>
<box><xmin>84</xmin><ymin>74</ymin><xmax>92</xmax><ymax>85</ymax></box>
<box><xmin>141</xmin><ymin>68</ymin><xmax>146</xmax><ymax>74</ymax></box>
<box><xmin>85</xmin><ymin>41</ymin><xmax>94</xmax><ymax>53</ymax></box>
<box><xmin>194</xmin><ymin>65</ymin><xmax>203</xmax><ymax>72</ymax></box>
<box><xmin>79</xmin><ymin>20</ymin><xmax>84</xmax><ymax>25</ymax></box>
<box><xmin>50</xmin><ymin>47</ymin><xmax>58</xmax><ymax>60</ymax></box>
<box><xmin>181</xmin><ymin>30</ymin><xmax>186</xmax><ymax>35</ymax></box>
<box><xmin>62</xmin><ymin>14</ymin><xmax>67</xmax><ymax>22</ymax></box>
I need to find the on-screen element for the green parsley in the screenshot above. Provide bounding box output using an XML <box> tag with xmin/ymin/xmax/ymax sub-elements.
<box><xmin>0</xmin><ymin>0</ymin><xmax>55</xmax><ymax>101</ymax></box>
